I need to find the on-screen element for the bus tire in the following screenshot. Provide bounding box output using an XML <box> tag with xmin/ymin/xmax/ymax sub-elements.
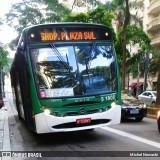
<box><xmin>14</xmin><ymin>87</ymin><xmax>23</xmax><ymax>120</ymax></box>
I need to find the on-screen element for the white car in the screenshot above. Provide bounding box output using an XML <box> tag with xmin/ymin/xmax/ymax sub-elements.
<box><xmin>138</xmin><ymin>91</ymin><xmax>157</xmax><ymax>104</ymax></box>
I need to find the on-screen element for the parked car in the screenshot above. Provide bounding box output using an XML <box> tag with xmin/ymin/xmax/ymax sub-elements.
<box><xmin>121</xmin><ymin>99</ymin><xmax>147</xmax><ymax>121</ymax></box>
<box><xmin>138</xmin><ymin>91</ymin><xmax>157</xmax><ymax>104</ymax></box>
<box><xmin>157</xmin><ymin>111</ymin><xmax>160</xmax><ymax>133</ymax></box>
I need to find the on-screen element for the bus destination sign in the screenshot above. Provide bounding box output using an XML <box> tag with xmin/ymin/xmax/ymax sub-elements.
<box><xmin>28</xmin><ymin>26</ymin><xmax>111</xmax><ymax>42</ymax></box>
<box><xmin>40</xmin><ymin>31</ymin><xmax>98</xmax><ymax>41</ymax></box>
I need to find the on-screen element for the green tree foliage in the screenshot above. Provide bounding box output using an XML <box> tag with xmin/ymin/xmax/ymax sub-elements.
<box><xmin>0</xmin><ymin>48</ymin><xmax>8</xmax><ymax>96</ymax></box>
<box><xmin>104</xmin><ymin>0</ymin><xmax>144</xmax><ymax>90</ymax></box>
<box><xmin>104</xmin><ymin>0</ymin><xmax>144</xmax><ymax>32</ymax></box>
<box><xmin>116</xmin><ymin>25</ymin><xmax>150</xmax><ymax>73</ymax></box>
<box><xmin>5</xmin><ymin>0</ymin><xmax>43</xmax><ymax>33</ymax></box>
<box><xmin>17</xmin><ymin>6</ymin><xmax>45</xmax><ymax>33</ymax></box>
<box><xmin>0</xmin><ymin>48</ymin><xmax>8</xmax><ymax>68</ymax></box>
<box><xmin>5</xmin><ymin>0</ymin><xmax>70</xmax><ymax>34</ymax></box>
<box><xmin>116</xmin><ymin>25</ymin><xmax>150</xmax><ymax>55</ymax></box>
<box><xmin>63</xmin><ymin>0</ymin><xmax>102</xmax><ymax>12</ymax></box>
<box><xmin>5</xmin><ymin>0</ymin><xmax>70</xmax><ymax>50</ymax></box>
<box><xmin>63</xmin><ymin>13</ymin><xmax>89</xmax><ymax>22</ymax></box>
<box><xmin>126</xmin><ymin>25</ymin><xmax>150</xmax><ymax>46</ymax></box>
<box><xmin>88</xmin><ymin>7</ymin><xmax>116</xmax><ymax>40</ymax></box>
<box><xmin>63</xmin><ymin>6</ymin><xmax>116</xmax><ymax>40</ymax></box>
<box><xmin>88</xmin><ymin>7</ymin><xmax>116</xmax><ymax>29</ymax></box>
<box><xmin>39</xmin><ymin>0</ymin><xmax>70</xmax><ymax>22</ymax></box>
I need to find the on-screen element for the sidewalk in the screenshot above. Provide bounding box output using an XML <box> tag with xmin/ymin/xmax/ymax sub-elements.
<box><xmin>0</xmin><ymin>98</ymin><xmax>11</xmax><ymax>160</ymax></box>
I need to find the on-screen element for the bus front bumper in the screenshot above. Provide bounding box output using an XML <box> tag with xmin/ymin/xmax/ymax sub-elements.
<box><xmin>35</xmin><ymin>105</ymin><xmax>121</xmax><ymax>134</ymax></box>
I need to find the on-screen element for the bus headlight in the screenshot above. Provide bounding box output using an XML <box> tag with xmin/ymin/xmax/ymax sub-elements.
<box><xmin>111</xmin><ymin>102</ymin><xmax>116</xmax><ymax>107</ymax></box>
<box><xmin>44</xmin><ymin>109</ymin><xmax>51</xmax><ymax>115</ymax></box>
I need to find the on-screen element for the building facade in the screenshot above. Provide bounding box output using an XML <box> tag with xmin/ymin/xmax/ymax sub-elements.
<box><xmin>129</xmin><ymin>0</ymin><xmax>159</xmax><ymax>96</ymax></box>
<box><xmin>147</xmin><ymin>0</ymin><xmax>160</xmax><ymax>49</ymax></box>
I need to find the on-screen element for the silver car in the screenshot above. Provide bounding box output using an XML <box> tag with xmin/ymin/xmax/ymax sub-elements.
<box><xmin>138</xmin><ymin>91</ymin><xmax>157</xmax><ymax>104</ymax></box>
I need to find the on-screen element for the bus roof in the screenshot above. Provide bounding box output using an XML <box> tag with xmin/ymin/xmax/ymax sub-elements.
<box><xmin>22</xmin><ymin>22</ymin><xmax>111</xmax><ymax>32</ymax></box>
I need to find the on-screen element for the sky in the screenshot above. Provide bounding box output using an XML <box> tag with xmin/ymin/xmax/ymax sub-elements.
<box><xmin>0</xmin><ymin>0</ymin><xmax>20</xmax><ymax>45</ymax></box>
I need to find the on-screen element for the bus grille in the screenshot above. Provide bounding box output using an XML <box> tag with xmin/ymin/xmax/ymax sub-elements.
<box><xmin>52</xmin><ymin>119</ymin><xmax>110</xmax><ymax>129</ymax></box>
<box><xmin>59</xmin><ymin>108</ymin><xmax>105</xmax><ymax>117</ymax></box>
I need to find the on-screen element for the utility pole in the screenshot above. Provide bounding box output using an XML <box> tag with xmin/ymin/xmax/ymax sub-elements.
<box><xmin>137</xmin><ymin>63</ymin><xmax>140</xmax><ymax>96</ymax></box>
<box><xmin>143</xmin><ymin>52</ymin><xmax>152</xmax><ymax>92</ymax></box>
<box><xmin>143</xmin><ymin>52</ymin><xmax>148</xmax><ymax>92</ymax></box>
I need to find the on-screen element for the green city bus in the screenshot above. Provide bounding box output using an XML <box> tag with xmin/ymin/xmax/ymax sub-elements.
<box><xmin>10</xmin><ymin>23</ymin><xmax>121</xmax><ymax>134</ymax></box>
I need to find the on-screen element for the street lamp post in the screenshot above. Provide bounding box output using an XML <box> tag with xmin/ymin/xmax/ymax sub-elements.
<box><xmin>143</xmin><ymin>52</ymin><xmax>152</xmax><ymax>92</ymax></box>
<box><xmin>136</xmin><ymin>63</ymin><xmax>140</xmax><ymax>97</ymax></box>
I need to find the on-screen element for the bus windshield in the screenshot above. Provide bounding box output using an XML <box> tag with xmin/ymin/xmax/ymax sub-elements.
<box><xmin>31</xmin><ymin>43</ymin><xmax>117</xmax><ymax>98</ymax></box>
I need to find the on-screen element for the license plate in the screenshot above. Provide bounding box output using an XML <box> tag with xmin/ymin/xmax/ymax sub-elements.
<box><xmin>76</xmin><ymin>118</ymin><xmax>91</xmax><ymax>124</ymax></box>
<box><xmin>130</xmin><ymin>109</ymin><xmax>139</xmax><ymax>114</ymax></box>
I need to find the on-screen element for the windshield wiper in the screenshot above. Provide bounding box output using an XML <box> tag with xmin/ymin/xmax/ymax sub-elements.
<box><xmin>50</xmin><ymin>43</ymin><xmax>70</xmax><ymax>70</ymax></box>
<box><xmin>84</xmin><ymin>42</ymin><xmax>96</xmax><ymax>85</ymax></box>
<box><xmin>88</xmin><ymin>41</ymin><xmax>96</xmax><ymax>68</ymax></box>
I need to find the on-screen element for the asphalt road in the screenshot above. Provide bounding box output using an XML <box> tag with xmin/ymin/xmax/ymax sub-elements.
<box><xmin>5</xmin><ymin>92</ymin><xmax>160</xmax><ymax>160</ymax></box>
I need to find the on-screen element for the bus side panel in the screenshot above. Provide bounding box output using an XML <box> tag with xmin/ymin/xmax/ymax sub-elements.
<box><xmin>113</xmin><ymin>45</ymin><xmax>122</xmax><ymax>105</ymax></box>
<box><xmin>15</xmin><ymin>51</ymin><xmax>35</xmax><ymax>130</ymax></box>
<box><xmin>10</xmin><ymin>68</ymin><xmax>24</xmax><ymax>119</ymax></box>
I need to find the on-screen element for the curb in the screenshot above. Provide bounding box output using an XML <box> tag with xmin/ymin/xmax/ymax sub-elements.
<box><xmin>147</xmin><ymin>107</ymin><xmax>159</xmax><ymax>119</ymax></box>
<box><xmin>0</xmin><ymin>99</ymin><xmax>11</xmax><ymax>160</ymax></box>
<box><xmin>146</xmin><ymin>114</ymin><xmax>156</xmax><ymax>119</ymax></box>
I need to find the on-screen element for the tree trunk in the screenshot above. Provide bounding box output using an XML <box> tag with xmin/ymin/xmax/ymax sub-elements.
<box><xmin>116</xmin><ymin>11</ymin><xmax>123</xmax><ymax>33</ymax></box>
<box><xmin>156</xmin><ymin>71</ymin><xmax>160</xmax><ymax>107</ymax></box>
<box><xmin>121</xmin><ymin>0</ymin><xmax>130</xmax><ymax>90</ymax></box>
<box><xmin>121</xmin><ymin>35</ymin><xmax>126</xmax><ymax>89</ymax></box>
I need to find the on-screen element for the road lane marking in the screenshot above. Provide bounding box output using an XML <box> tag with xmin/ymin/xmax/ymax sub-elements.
<box><xmin>101</xmin><ymin>127</ymin><xmax>160</xmax><ymax>149</ymax></box>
